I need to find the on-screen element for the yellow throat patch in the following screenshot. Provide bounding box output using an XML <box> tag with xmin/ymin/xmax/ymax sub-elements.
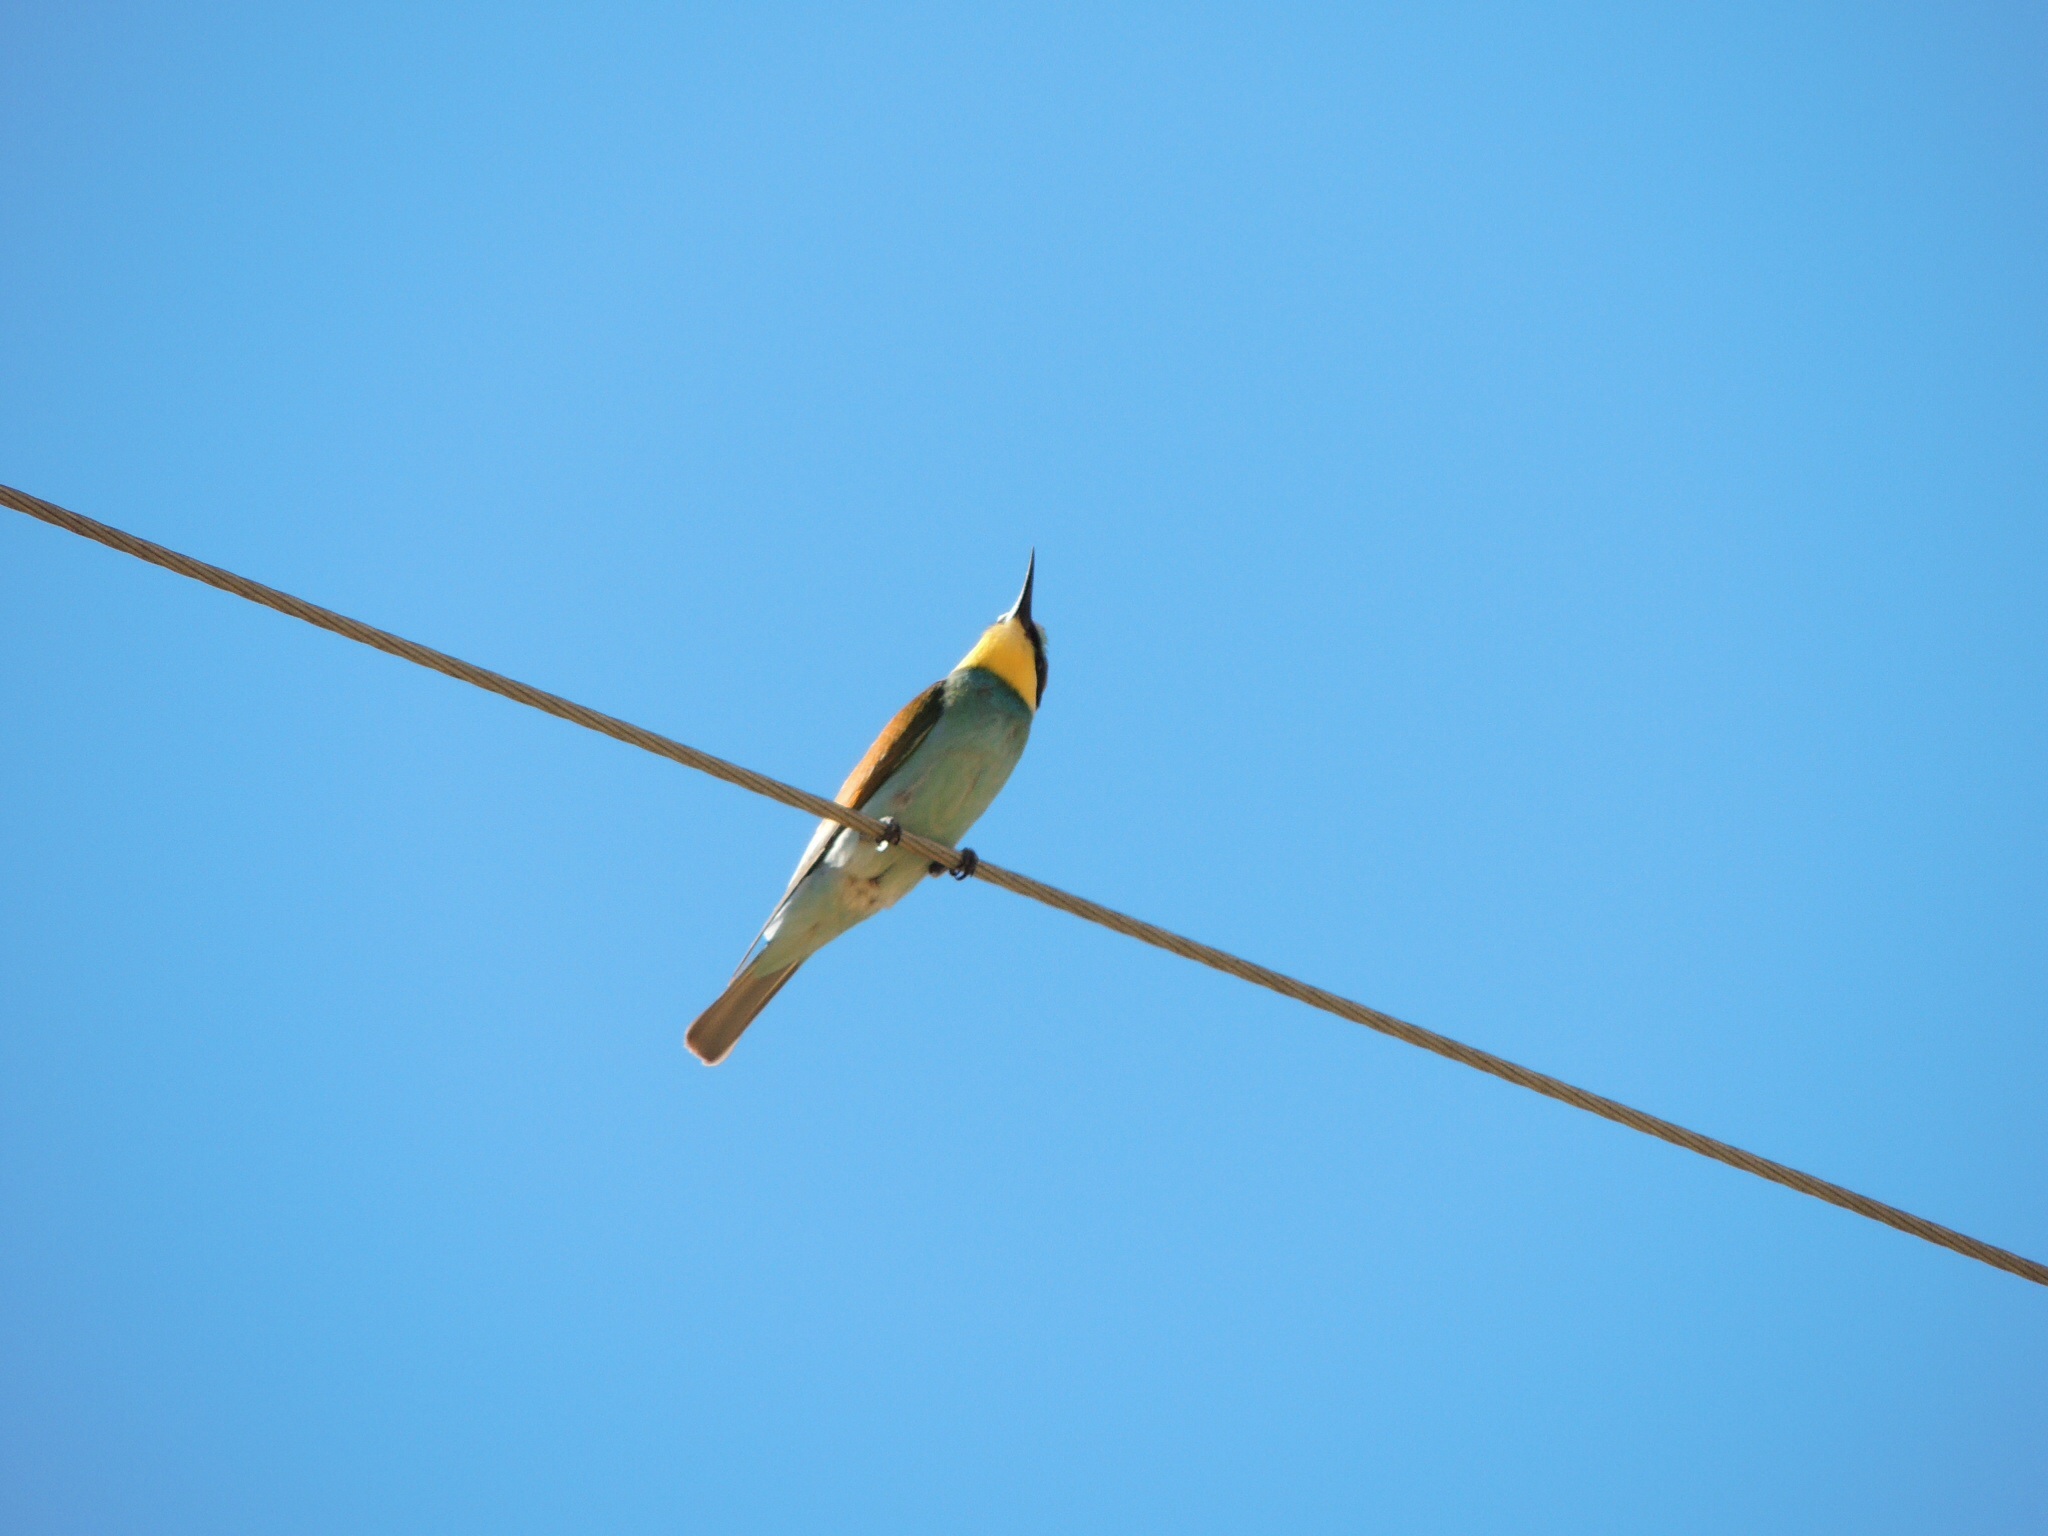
<box><xmin>955</xmin><ymin>617</ymin><xmax>1039</xmax><ymax>710</ymax></box>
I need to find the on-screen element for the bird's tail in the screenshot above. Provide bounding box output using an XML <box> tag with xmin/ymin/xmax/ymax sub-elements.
<box><xmin>685</xmin><ymin>960</ymin><xmax>802</xmax><ymax>1066</ymax></box>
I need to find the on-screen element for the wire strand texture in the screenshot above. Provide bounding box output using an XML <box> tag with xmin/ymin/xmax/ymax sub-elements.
<box><xmin>6</xmin><ymin>481</ymin><xmax>2042</xmax><ymax>1290</ymax></box>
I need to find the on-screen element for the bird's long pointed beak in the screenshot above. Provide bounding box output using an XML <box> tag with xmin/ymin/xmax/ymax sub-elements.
<box><xmin>1007</xmin><ymin>550</ymin><xmax>1036</xmax><ymax>627</ymax></box>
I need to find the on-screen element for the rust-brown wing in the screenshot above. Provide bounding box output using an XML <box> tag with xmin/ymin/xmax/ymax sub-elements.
<box><xmin>836</xmin><ymin>679</ymin><xmax>947</xmax><ymax>810</ymax></box>
<box><xmin>712</xmin><ymin>680</ymin><xmax>952</xmax><ymax>1006</ymax></box>
<box><xmin>758</xmin><ymin>679</ymin><xmax>949</xmax><ymax>919</ymax></box>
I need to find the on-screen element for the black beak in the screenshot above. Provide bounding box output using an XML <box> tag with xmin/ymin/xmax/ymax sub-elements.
<box><xmin>1007</xmin><ymin>550</ymin><xmax>1036</xmax><ymax>629</ymax></box>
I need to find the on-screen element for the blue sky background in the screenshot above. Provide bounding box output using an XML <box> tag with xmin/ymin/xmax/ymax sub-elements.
<box><xmin>3</xmin><ymin>4</ymin><xmax>2044</xmax><ymax>1530</ymax></box>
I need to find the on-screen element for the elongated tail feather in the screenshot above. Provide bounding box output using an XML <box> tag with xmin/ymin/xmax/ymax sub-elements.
<box><xmin>685</xmin><ymin>962</ymin><xmax>802</xmax><ymax>1065</ymax></box>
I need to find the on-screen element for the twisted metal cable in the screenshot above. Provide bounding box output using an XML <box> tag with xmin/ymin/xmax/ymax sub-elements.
<box><xmin>6</xmin><ymin>481</ymin><xmax>2043</xmax><ymax>1289</ymax></box>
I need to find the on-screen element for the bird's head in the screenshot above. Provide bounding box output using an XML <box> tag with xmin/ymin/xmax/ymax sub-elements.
<box><xmin>954</xmin><ymin>552</ymin><xmax>1049</xmax><ymax>711</ymax></box>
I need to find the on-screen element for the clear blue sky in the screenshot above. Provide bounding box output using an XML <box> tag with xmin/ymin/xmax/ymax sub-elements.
<box><xmin>3</xmin><ymin>5</ymin><xmax>2043</xmax><ymax>1531</ymax></box>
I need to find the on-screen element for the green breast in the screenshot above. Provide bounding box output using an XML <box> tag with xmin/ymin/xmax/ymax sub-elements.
<box><xmin>868</xmin><ymin>667</ymin><xmax>1033</xmax><ymax>845</ymax></box>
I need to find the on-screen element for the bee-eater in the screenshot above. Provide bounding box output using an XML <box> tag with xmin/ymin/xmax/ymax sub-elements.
<box><xmin>686</xmin><ymin>555</ymin><xmax>1049</xmax><ymax>1065</ymax></box>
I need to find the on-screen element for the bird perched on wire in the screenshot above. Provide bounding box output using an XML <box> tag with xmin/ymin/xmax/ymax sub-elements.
<box><xmin>686</xmin><ymin>555</ymin><xmax>1049</xmax><ymax>1064</ymax></box>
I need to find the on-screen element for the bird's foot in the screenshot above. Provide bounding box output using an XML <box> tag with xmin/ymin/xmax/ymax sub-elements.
<box><xmin>929</xmin><ymin>848</ymin><xmax>979</xmax><ymax>880</ymax></box>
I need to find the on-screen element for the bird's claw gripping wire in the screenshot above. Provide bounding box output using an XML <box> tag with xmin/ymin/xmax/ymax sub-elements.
<box><xmin>880</xmin><ymin>816</ymin><xmax>976</xmax><ymax>878</ymax></box>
